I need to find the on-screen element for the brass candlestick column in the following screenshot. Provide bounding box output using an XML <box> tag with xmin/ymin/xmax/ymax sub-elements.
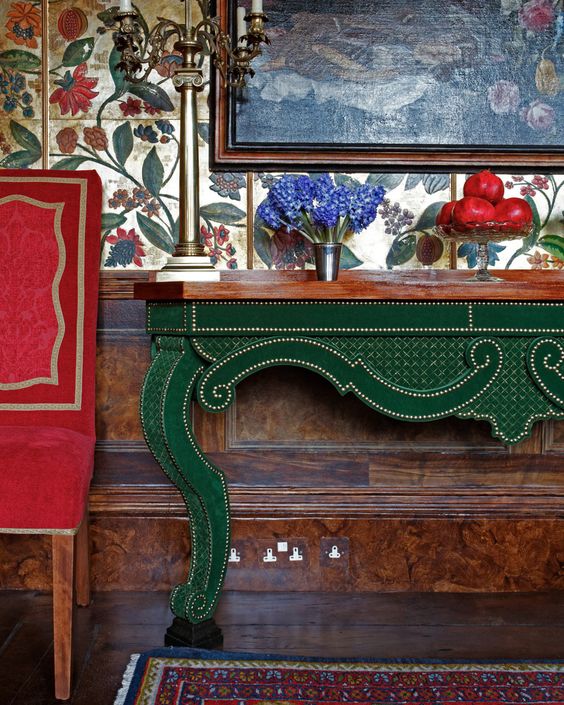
<box><xmin>161</xmin><ymin>39</ymin><xmax>216</xmax><ymax>281</ymax></box>
<box><xmin>113</xmin><ymin>1</ymin><xmax>269</xmax><ymax>281</ymax></box>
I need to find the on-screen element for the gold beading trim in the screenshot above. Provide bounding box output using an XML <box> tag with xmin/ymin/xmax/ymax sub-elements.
<box><xmin>0</xmin><ymin>526</ymin><xmax>77</xmax><ymax>535</ymax></box>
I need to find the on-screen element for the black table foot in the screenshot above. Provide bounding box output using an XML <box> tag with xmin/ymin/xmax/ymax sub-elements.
<box><xmin>164</xmin><ymin>617</ymin><xmax>223</xmax><ymax>649</ymax></box>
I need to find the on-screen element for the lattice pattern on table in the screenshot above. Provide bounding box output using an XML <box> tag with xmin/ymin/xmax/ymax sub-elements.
<box><xmin>194</xmin><ymin>335</ymin><xmax>471</xmax><ymax>388</ymax></box>
<box><xmin>192</xmin><ymin>336</ymin><xmax>263</xmax><ymax>362</ymax></box>
<box><xmin>323</xmin><ymin>336</ymin><xmax>470</xmax><ymax>389</ymax></box>
<box><xmin>460</xmin><ymin>337</ymin><xmax>562</xmax><ymax>442</ymax></box>
<box><xmin>191</xmin><ymin>333</ymin><xmax>564</xmax><ymax>443</ymax></box>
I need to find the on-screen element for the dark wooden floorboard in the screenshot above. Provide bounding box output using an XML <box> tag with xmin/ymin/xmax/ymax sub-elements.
<box><xmin>0</xmin><ymin>590</ymin><xmax>562</xmax><ymax>705</ymax></box>
<box><xmin>215</xmin><ymin>591</ymin><xmax>564</xmax><ymax>627</ymax></box>
<box><xmin>222</xmin><ymin>625</ymin><xmax>564</xmax><ymax>659</ymax></box>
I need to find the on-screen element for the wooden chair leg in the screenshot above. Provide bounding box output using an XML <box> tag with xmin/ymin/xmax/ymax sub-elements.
<box><xmin>52</xmin><ymin>534</ymin><xmax>74</xmax><ymax>701</ymax></box>
<box><xmin>75</xmin><ymin>513</ymin><xmax>90</xmax><ymax>607</ymax></box>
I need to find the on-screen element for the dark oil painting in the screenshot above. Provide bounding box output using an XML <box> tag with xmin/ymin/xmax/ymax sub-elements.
<box><xmin>232</xmin><ymin>0</ymin><xmax>563</xmax><ymax>149</ymax></box>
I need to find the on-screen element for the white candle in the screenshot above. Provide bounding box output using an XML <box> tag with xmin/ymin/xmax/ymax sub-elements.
<box><xmin>251</xmin><ymin>0</ymin><xmax>262</xmax><ymax>12</ymax></box>
<box><xmin>120</xmin><ymin>0</ymin><xmax>133</xmax><ymax>11</ymax></box>
<box><xmin>237</xmin><ymin>6</ymin><xmax>246</xmax><ymax>46</ymax></box>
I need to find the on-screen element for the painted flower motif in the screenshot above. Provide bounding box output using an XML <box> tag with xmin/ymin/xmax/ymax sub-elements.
<box><xmin>6</xmin><ymin>2</ymin><xmax>41</xmax><ymax>49</ymax></box>
<box><xmin>256</xmin><ymin>172</ymin><xmax>278</xmax><ymax>189</ymax></box>
<box><xmin>9</xmin><ymin>72</ymin><xmax>24</xmax><ymax>94</ymax></box>
<box><xmin>83</xmin><ymin>126</ymin><xmax>108</xmax><ymax>151</ymax></box>
<box><xmin>108</xmin><ymin>189</ymin><xmax>130</xmax><ymax>210</ymax></box>
<box><xmin>156</xmin><ymin>119</ymin><xmax>174</xmax><ymax>135</ymax></box>
<box><xmin>108</xmin><ymin>189</ymin><xmax>138</xmax><ymax>211</ymax></box>
<box><xmin>208</xmin><ymin>248</ymin><xmax>222</xmax><ymax>264</ymax></box>
<box><xmin>155</xmin><ymin>119</ymin><xmax>174</xmax><ymax>144</ymax></box>
<box><xmin>133</xmin><ymin>187</ymin><xmax>152</xmax><ymax>204</ymax></box>
<box><xmin>133</xmin><ymin>124</ymin><xmax>159</xmax><ymax>143</ymax></box>
<box><xmin>199</xmin><ymin>224</ymin><xmax>238</xmax><ymax>267</ymax></box>
<box><xmin>56</xmin><ymin>127</ymin><xmax>78</xmax><ymax>154</ymax></box>
<box><xmin>49</xmin><ymin>63</ymin><xmax>98</xmax><ymax>116</ymax></box>
<box><xmin>505</xmin><ymin>180</ymin><xmax>514</xmax><ymax>189</ymax></box>
<box><xmin>552</xmin><ymin>257</ymin><xmax>564</xmax><ymax>269</ymax></box>
<box><xmin>270</xmin><ymin>228</ymin><xmax>314</xmax><ymax>270</ymax></box>
<box><xmin>520</xmin><ymin>99</ymin><xmax>555</xmax><ymax>131</ymax></box>
<box><xmin>2</xmin><ymin>96</ymin><xmax>17</xmax><ymax>113</ymax></box>
<box><xmin>527</xmin><ymin>250</ymin><xmax>550</xmax><ymax>268</ymax></box>
<box><xmin>520</xmin><ymin>185</ymin><xmax>536</xmax><ymax>197</ymax></box>
<box><xmin>119</xmin><ymin>96</ymin><xmax>142</xmax><ymax>117</ymax></box>
<box><xmin>142</xmin><ymin>198</ymin><xmax>161</xmax><ymax>218</ymax></box>
<box><xmin>105</xmin><ymin>227</ymin><xmax>146</xmax><ymax>268</ymax></box>
<box><xmin>209</xmin><ymin>172</ymin><xmax>246</xmax><ymax>201</ymax></box>
<box><xmin>518</xmin><ymin>0</ymin><xmax>555</xmax><ymax>32</ymax></box>
<box><xmin>531</xmin><ymin>175</ymin><xmax>549</xmax><ymax>189</ymax></box>
<box><xmin>215</xmin><ymin>224</ymin><xmax>230</xmax><ymax>246</ymax></box>
<box><xmin>487</xmin><ymin>80</ymin><xmax>520</xmax><ymax>115</ymax></box>
<box><xmin>155</xmin><ymin>51</ymin><xmax>182</xmax><ymax>78</ymax></box>
<box><xmin>0</xmin><ymin>68</ymin><xmax>34</xmax><ymax>117</ymax></box>
<box><xmin>143</xmin><ymin>101</ymin><xmax>161</xmax><ymax>116</ymax></box>
<box><xmin>200</xmin><ymin>224</ymin><xmax>214</xmax><ymax>250</ymax></box>
<box><xmin>379</xmin><ymin>199</ymin><xmax>414</xmax><ymax>236</ymax></box>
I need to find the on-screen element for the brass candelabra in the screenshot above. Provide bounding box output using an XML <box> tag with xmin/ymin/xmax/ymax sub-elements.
<box><xmin>113</xmin><ymin>0</ymin><xmax>269</xmax><ymax>281</ymax></box>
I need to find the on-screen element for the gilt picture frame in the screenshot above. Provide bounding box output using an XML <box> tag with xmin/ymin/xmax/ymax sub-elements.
<box><xmin>212</xmin><ymin>0</ymin><xmax>564</xmax><ymax>171</ymax></box>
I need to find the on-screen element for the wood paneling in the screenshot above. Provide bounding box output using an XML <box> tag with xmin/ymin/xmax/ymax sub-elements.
<box><xmin>545</xmin><ymin>421</ymin><xmax>564</xmax><ymax>452</ymax></box>
<box><xmin>95</xmin><ymin>330</ymin><xmax>148</xmax><ymax>440</ymax></box>
<box><xmin>230</xmin><ymin>367</ymin><xmax>502</xmax><ymax>452</ymax></box>
<box><xmin>1</xmin><ymin>517</ymin><xmax>562</xmax><ymax>592</ymax></box>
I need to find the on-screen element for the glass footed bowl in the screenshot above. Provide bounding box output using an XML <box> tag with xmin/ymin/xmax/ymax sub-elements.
<box><xmin>434</xmin><ymin>221</ymin><xmax>533</xmax><ymax>282</ymax></box>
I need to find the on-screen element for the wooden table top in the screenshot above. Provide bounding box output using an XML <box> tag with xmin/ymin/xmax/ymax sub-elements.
<box><xmin>134</xmin><ymin>269</ymin><xmax>564</xmax><ymax>302</ymax></box>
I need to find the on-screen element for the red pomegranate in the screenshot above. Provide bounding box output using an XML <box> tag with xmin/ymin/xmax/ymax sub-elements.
<box><xmin>416</xmin><ymin>233</ymin><xmax>444</xmax><ymax>266</ymax></box>
<box><xmin>463</xmin><ymin>170</ymin><xmax>505</xmax><ymax>205</ymax></box>
<box><xmin>58</xmin><ymin>7</ymin><xmax>88</xmax><ymax>41</ymax></box>
<box><xmin>435</xmin><ymin>200</ymin><xmax>456</xmax><ymax>225</ymax></box>
<box><xmin>452</xmin><ymin>197</ymin><xmax>496</xmax><ymax>230</ymax></box>
<box><xmin>493</xmin><ymin>198</ymin><xmax>533</xmax><ymax>230</ymax></box>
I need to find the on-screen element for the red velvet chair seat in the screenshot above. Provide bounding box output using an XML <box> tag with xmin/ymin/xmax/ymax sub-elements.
<box><xmin>0</xmin><ymin>426</ymin><xmax>94</xmax><ymax>531</ymax></box>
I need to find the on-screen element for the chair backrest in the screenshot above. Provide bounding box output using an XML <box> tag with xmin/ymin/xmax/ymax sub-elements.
<box><xmin>0</xmin><ymin>170</ymin><xmax>101</xmax><ymax>437</ymax></box>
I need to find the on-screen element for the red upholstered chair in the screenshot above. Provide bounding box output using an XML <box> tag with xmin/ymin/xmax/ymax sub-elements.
<box><xmin>0</xmin><ymin>170</ymin><xmax>101</xmax><ymax>700</ymax></box>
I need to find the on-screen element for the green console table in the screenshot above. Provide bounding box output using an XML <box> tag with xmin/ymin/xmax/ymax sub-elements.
<box><xmin>135</xmin><ymin>270</ymin><xmax>564</xmax><ymax>647</ymax></box>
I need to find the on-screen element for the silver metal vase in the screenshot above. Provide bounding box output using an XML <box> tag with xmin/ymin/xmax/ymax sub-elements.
<box><xmin>314</xmin><ymin>243</ymin><xmax>342</xmax><ymax>281</ymax></box>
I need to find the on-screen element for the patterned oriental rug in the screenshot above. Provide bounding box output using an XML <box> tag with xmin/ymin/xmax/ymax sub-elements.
<box><xmin>114</xmin><ymin>648</ymin><xmax>563</xmax><ymax>705</ymax></box>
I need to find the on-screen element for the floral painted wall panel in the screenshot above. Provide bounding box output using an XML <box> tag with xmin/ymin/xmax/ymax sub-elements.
<box><xmin>45</xmin><ymin>0</ymin><xmax>246</xmax><ymax>270</ymax></box>
<box><xmin>234</xmin><ymin>0</ymin><xmax>562</xmax><ymax>149</ymax></box>
<box><xmin>253</xmin><ymin>171</ymin><xmax>452</xmax><ymax>270</ymax></box>
<box><xmin>455</xmin><ymin>173</ymin><xmax>564</xmax><ymax>272</ymax></box>
<box><xmin>0</xmin><ymin>1</ymin><xmax>43</xmax><ymax>168</ymax></box>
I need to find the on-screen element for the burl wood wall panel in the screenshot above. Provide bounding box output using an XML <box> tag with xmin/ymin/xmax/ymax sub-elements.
<box><xmin>0</xmin><ymin>518</ymin><xmax>562</xmax><ymax>593</ymax></box>
<box><xmin>0</xmin><ymin>274</ymin><xmax>562</xmax><ymax>593</ymax></box>
<box><xmin>230</xmin><ymin>367</ymin><xmax>502</xmax><ymax>452</ymax></box>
